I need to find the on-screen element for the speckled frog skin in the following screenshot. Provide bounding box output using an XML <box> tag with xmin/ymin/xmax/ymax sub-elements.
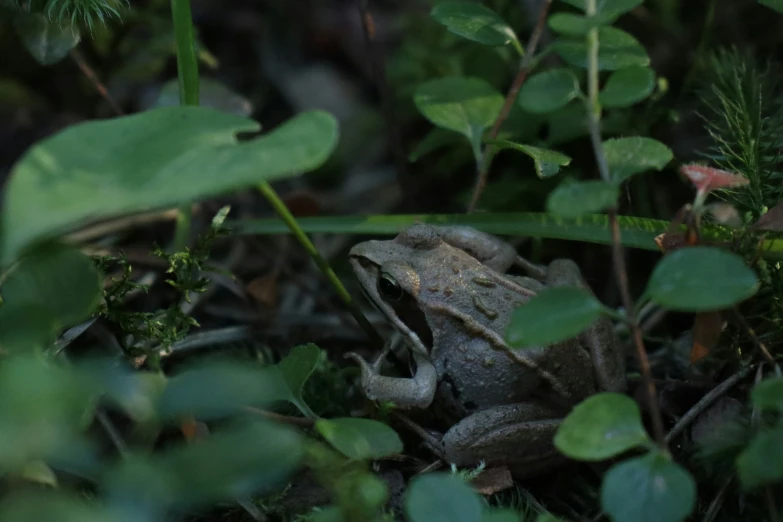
<box><xmin>346</xmin><ymin>223</ymin><xmax>625</xmax><ymax>478</ymax></box>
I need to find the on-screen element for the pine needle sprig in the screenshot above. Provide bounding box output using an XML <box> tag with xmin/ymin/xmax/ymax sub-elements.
<box><xmin>697</xmin><ymin>48</ymin><xmax>783</xmax><ymax>221</ymax></box>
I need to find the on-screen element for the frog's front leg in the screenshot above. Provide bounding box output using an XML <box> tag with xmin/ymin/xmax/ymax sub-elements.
<box><xmin>440</xmin><ymin>402</ymin><xmax>566</xmax><ymax>478</ymax></box>
<box><xmin>345</xmin><ymin>349</ymin><xmax>438</xmax><ymax>409</ymax></box>
<box><xmin>546</xmin><ymin>259</ymin><xmax>626</xmax><ymax>393</ymax></box>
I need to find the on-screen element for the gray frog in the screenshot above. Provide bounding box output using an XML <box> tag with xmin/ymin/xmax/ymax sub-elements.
<box><xmin>346</xmin><ymin>223</ymin><xmax>625</xmax><ymax>478</ymax></box>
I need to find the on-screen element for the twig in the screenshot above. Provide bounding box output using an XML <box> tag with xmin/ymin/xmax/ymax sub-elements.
<box><xmin>664</xmin><ymin>364</ymin><xmax>755</xmax><ymax>444</ymax></box>
<box><xmin>467</xmin><ymin>0</ymin><xmax>553</xmax><ymax>213</ymax></box>
<box><xmin>700</xmin><ymin>475</ymin><xmax>732</xmax><ymax>522</ymax></box>
<box><xmin>244</xmin><ymin>407</ymin><xmax>316</xmax><ymax>427</ymax></box>
<box><xmin>70</xmin><ymin>48</ymin><xmax>124</xmax><ymax>116</ymax></box>
<box><xmin>66</xmin><ymin>209</ymin><xmax>181</xmax><ymax>244</ymax></box>
<box><xmin>161</xmin><ymin>325</ymin><xmax>254</xmax><ymax>357</ymax></box>
<box><xmin>730</xmin><ymin>307</ymin><xmax>776</xmax><ymax>364</ymax></box>
<box><xmin>356</xmin><ymin>0</ymin><xmax>414</xmax><ymax>209</ymax></box>
<box><xmin>766</xmin><ymin>486</ymin><xmax>781</xmax><ymax>522</ymax></box>
<box><xmin>581</xmin><ymin>0</ymin><xmax>667</xmax><ymax>448</ymax></box>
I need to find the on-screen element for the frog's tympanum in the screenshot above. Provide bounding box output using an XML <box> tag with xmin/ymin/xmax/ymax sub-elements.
<box><xmin>346</xmin><ymin>223</ymin><xmax>626</xmax><ymax>478</ymax></box>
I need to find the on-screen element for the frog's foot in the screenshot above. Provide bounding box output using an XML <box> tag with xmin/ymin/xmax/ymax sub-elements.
<box><xmin>344</xmin><ymin>350</ymin><xmax>438</xmax><ymax>409</ymax></box>
<box><xmin>513</xmin><ymin>255</ymin><xmax>547</xmax><ymax>280</ymax></box>
<box><xmin>441</xmin><ymin>402</ymin><xmax>567</xmax><ymax>479</ymax></box>
<box><xmin>345</xmin><ymin>342</ymin><xmax>392</xmax><ymax>376</ymax></box>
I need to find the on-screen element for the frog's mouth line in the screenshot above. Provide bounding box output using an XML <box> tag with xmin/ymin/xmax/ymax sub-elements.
<box><xmin>356</xmin><ymin>280</ymin><xmax>433</xmax><ymax>356</ymax></box>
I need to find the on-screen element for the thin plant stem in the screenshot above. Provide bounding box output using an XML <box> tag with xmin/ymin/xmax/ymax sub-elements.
<box><xmin>356</xmin><ymin>0</ymin><xmax>414</xmax><ymax>209</ymax></box>
<box><xmin>70</xmin><ymin>48</ymin><xmax>123</xmax><ymax>115</ymax></box>
<box><xmin>467</xmin><ymin>0</ymin><xmax>553</xmax><ymax>213</ymax></box>
<box><xmin>256</xmin><ymin>183</ymin><xmax>384</xmax><ymax>349</ymax></box>
<box><xmin>583</xmin><ymin>0</ymin><xmax>667</xmax><ymax>449</ymax></box>
<box><xmin>170</xmin><ymin>0</ymin><xmax>199</xmax><ymax>251</ymax></box>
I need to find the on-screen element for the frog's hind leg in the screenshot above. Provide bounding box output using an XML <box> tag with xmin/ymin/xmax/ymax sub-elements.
<box><xmin>441</xmin><ymin>403</ymin><xmax>567</xmax><ymax>479</ymax></box>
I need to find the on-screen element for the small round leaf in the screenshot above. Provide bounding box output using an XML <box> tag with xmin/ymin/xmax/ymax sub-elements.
<box><xmin>506</xmin><ymin>286</ymin><xmax>604</xmax><ymax>348</ymax></box>
<box><xmin>489</xmin><ymin>139</ymin><xmax>571</xmax><ymax>178</ymax></box>
<box><xmin>601</xmin><ymin>452</ymin><xmax>696</xmax><ymax>522</ymax></box>
<box><xmin>548</xmin><ymin>13</ymin><xmax>594</xmax><ymax>36</ymax></box>
<box><xmin>646</xmin><ymin>247</ymin><xmax>759</xmax><ymax>312</ymax></box>
<box><xmin>414</xmin><ymin>77</ymin><xmax>504</xmax><ymax>158</ymax></box>
<box><xmin>760</xmin><ymin>0</ymin><xmax>783</xmax><ymax>14</ymax></box>
<box><xmin>405</xmin><ymin>473</ymin><xmax>482</xmax><ymax>522</ymax></box>
<box><xmin>751</xmin><ymin>377</ymin><xmax>783</xmax><ymax>411</ymax></box>
<box><xmin>547</xmin><ymin>180</ymin><xmax>619</xmax><ymax>217</ymax></box>
<box><xmin>555</xmin><ymin>393</ymin><xmax>649</xmax><ymax>460</ymax></box>
<box><xmin>431</xmin><ymin>2</ymin><xmax>518</xmax><ymax>47</ymax></box>
<box><xmin>599</xmin><ymin>66</ymin><xmax>655</xmax><ymax>108</ymax></box>
<box><xmin>560</xmin><ymin>0</ymin><xmax>644</xmax><ymax>20</ymax></box>
<box><xmin>518</xmin><ymin>68</ymin><xmax>581</xmax><ymax>114</ymax></box>
<box><xmin>554</xmin><ymin>27</ymin><xmax>649</xmax><ymax>71</ymax></box>
<box><xmin>315</xmin><ymin>417</ymin><xmax>403</xmax><ymax>460</ymax></box>
<box><xmin>603</xmin><ymin>137</ymin><xmax>673</xmax><ymax>182</ymax></box>
<box><xmin>737</xmin><ymin>425</ymin><xmax>783</xmax><ymax>489</ymax></box>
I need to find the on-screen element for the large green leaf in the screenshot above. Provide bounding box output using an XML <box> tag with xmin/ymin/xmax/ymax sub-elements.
<box><xmin>414</xmin><ymin>77</ymin><xmax>504</xmax><ymax>160</ymax></box>
<box><xmin>601</xmin><ymin>451</ymin><xmax>696</xmax><ymax>522</ymax></box>
<box><xmin>405</xmin><ymin>473</ymin><xmax>482</xmax><ymax>522</ymax></box>
<box><xmin>0</xmin><ymin>244</ymin><xmax>101</xmax><ymax>352</ymax></box>
<box><xmin>0</xmin><ymin>355</ymin><xmax>100</xmax><ymax>471</ymax></box>
<box><xmin>603</xmin><ymin>137</ymin><xmax>673</xmax><ymax>182</ymax></box>
<box><xmin>157</xmin><ymin>360</ymin><xmax>284</xmax><ymax>422</ymax></box>
<box><xmin>554</xmin><ymin>393</ymin><xmax>649</xmax><ymax>460</ymax></box>
<box><xmin>599</xmin><ymin>66</ymin><xmax>655</xmax><ymax>108</ymax></box>
<box><xmin>315</xmin><ymin>417</ymin><xmax>403</xmax><ymax>460</ymax></box>
<box><xmin>160</xmin><ymin>419</ymin><xmax>304</xmax><ymax>507</ymax></box>
<box><xmin>431</xmin><ymin>2</ymin><xmax>519</xmax><ymax>48</ymax></box>
<box><xmin>518</xmin><ymin>68</ymin><xmax>581</xmax><ymax>114</ymax></box>
<box><xmin>645</xmin><ymin>247</ymin><xmax>759</xmax><ymax>311</ymax></box>
<box><xmin>0</xmin><ymin>490</ymin><xmax>117</xmax><ymax>522</ymax></box>
<box><xmin>506</xmin><ymin>286</ymin><xmax>604</xmax><ymax>348</ymax></box>
<box><xmin>554</xmin><ymin>27</ymin><xmax>649</xmax><ymax>70</ymax></box>
<box><xmin>1</xmin><ymin>107</ymin><xmax>339</xmax><ymax>261</ymax></box>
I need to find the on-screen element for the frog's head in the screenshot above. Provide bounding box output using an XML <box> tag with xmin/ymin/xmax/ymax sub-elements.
<box><xmin>349</xmin><ymin>225</ymin><xmax>442</xmax><ymax>356</ymax></box>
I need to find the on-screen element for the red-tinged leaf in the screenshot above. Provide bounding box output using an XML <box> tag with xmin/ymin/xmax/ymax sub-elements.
<box><xmin>283</xmin><ymin>190</ymin><xmax>323</xmax><ymax>217</ymax></box>
<box><xmin>680</xmin><ymin>164</ymin><xmax>749</xmax><ymax>193</ymax></box>
<box><xmin>752</xmin><ymin>201</ymin><xmax>783</xmax><ymax>231</ymax></box>
<box><xmin>470</xmin><ymin>466</ymin><xmax>513</xmax><ymax>495</ymax></box>
<box><xmin>690</xmin><ymin>312</ymin><xmax>725</xmax><ymax>363</ymax></box>
<box><xmin>247</xmin><ymin>273</ymin><xmax>279</xmax><ymax>308</ymax></box>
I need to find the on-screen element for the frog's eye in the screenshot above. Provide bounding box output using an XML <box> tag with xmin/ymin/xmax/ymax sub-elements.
<box><xmin>378</xmin><ymin>272</ymin><xmax>403</xmax><ymax>302</ymax></box>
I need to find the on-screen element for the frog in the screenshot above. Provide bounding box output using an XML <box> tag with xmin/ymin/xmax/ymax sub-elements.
<box><xmin>345</xmin><ymin>223</ymin><xmax>626</xmax><ymax>478</ymax></box>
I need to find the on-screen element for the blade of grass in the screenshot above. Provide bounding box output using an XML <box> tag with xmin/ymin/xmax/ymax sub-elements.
<box><xmin>171</xmin><ymin>0</ymin><xmax>200</xmax><ymax>251</ymax></box>
<box><xmin>256</xmin><ymin>183</ymin><xmax>384</xmax><ymax>348</ymax></box>
<box><xmin>229</xmin><ymin>213</ymin><xmax>673</xmax><ymax>250</ymax></box>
